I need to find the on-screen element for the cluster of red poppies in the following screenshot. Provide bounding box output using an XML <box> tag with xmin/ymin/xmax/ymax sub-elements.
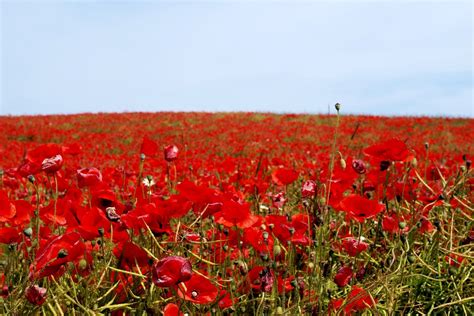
<box><xmin>0</xmin><ymin>112</ymin><xmax>472</xmax><ymax>314</ymax></box>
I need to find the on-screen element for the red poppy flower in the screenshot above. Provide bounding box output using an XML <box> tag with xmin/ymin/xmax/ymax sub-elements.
<box><xmin>218</xmin><ymin>290</ymin><xmax>237</xmax><ymax>309</ymax></box>
<box><xmin>163</xmin><ymin>303</ymin><xmax>183</xmax><ymax>316</ymax></box>
<box><xmin>329</xmin><ymin>286</ymin><xmax>376</xmax><ymax>315</ymax></box>
<box><xmin>334</xmin><ymin>265</ymin><xmax>353</xmax><ymax>287</ymax></box>
<box><xmin>0</xmin><ymin>190</ymin><xmax>16</xmax><ymax>222</ymax></box>
<box><xmin>445</xmin><ymin>253</ymin><xmax>465</xmax><ymax>267</ymax></box>
<box><xmin>140</xmin><ymin>135</ymin><xmax>159</xmax><ymax>156</ymax></box>
<box><xmin>351</xmin><ymin>159</ymin><xmax>367</xmax><ymax>174</ymax></box>
<box><xmin>345</xmin><ymin>286</ymin><xmax>377</xmax><ymax>313</ymax></box>
<box><xmin>77</xmin><ymin>167</ymin><xmax>103</xmax><ymax>188</ymax></box>
<box><xmin>341</xmin><ymin>237</ymin><xmax>369</xmax><ymax>257</ymax></box>
<box><xmin>382</xmin><ymin>214</ymin><xmax>409</xmax><ymax>234</ymax></box>
<box><xmin>301</xmin><ymin>180</ymin><xmax>317</xmax><ymax>198</ymax></box>
<box><xmin>41</xmin><ymin>154</ymin><xmax>64</xmax><ymax>174</ymax></box>
<box><xmin>265</xmin><ymin>213</ymin><xmax>311</xmax><ymax>246</ymax></box>
<box><xmin>113</xmin><ymin>241</ymin><xmax>151</xmax><ymax>271</ymax></box>
<box><xmin>176</xmin><ymin>180</ymin><xmax>223</xmax><ymax>218</ymax></box>
<box><xmin>164</xmin><ymin>145</ymin><xmax>179</xmax><ymax>162</ymax></box>
<box><xmin>272</xmin><ymin>192</ymin><xmax>286</xmax><ymax>209</ymax></box>
<box><xmin>0</xmin><ymin>227</ymin><xmax>22</xmax><ymax>244</ymax></box>
<box><xmin>418</xmin><ymin>217</ymin><xmax>434</xmax><ymax>234</ymax></box>
<box><xmin>30</xmin><ymin>232</ymin><xmax>85</xmax><ymax>280</ymax></box>
<box><xmin>25</xmin><ymin>285</ymin><xmax>47</xmax><ymax>306</ymax></box>
<box><xmin>339</xmin><ymin>195</ymin><xmax>385</xmax><ymax>223</ymax></box>
<box><xmin>243</xmin><ymin>227</ymin><xmax>274</xmax><ymax>257</ymax></box>
<box><xmin>178</xmin><ymin>273</ymin><xmax>218</xmax><ymax>304</ymax></box>
<box><xmin>213</xmin><ymin>200</ymin><xmax>258</xmax><ymax>229</ymax></box>
<box><xmin>16</xmin><ymin>160</ymin><xmax>42</xmax><ymax>177</ymax></box>
<box><xmin>272</xmin><ymin>168</ymin><xmax>299</xmax><ymax>186</ymax></box>
<box><xmin>363</xmin><ymin>138</ymin><xmax>410</xmax><ymax>162</ymax></box>
<box><xmin>151</xmin><ymin>256</ymin><xmax>192</xmax><ymax>287</ymax></box>
<box><xmin>26</xmin><ymin>143</ymin><xmax>62</xmax><ymax>163</ymax></box>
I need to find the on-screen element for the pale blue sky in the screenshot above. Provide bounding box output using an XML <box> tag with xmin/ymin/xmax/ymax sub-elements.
<box><xmin>1</xmin><ymin>0</ymin><xmax>473</xmax><ymax>116</ymax></box>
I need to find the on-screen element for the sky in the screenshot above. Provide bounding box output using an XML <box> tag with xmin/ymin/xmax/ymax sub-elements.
<box><xmin>1</xmin><ymin>0</ymin><xmax>473</xmax><ymax>117</ymax></box>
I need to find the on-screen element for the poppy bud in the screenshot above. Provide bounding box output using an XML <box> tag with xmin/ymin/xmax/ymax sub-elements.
<box><xmin>407</xmin><ymin>255</ymin><xmax>416</xmax><ymax>264</ymax></box>
<box><xmin>339</xmin><ymin>157</ymin><xmax>347</xmax><ymax>169</ymax></box>
<box><xmin>164</xmin><ymin>145</ymin><xmax>179</xmax><ymax>162</ymax></box>
<box><xmin>27</xmin><ymin>175</ymin><xmax>35</xmax><ymax>184</ymax></box>
<box><xmin>273</xmin><ymin>244</ymin><xmax>282</xmax><ymax>257</ymax></box>
<box><xmin>23</xmin><ymin>227</ymin><xmax>33</xmax><ymax>238</ymax></box>
<box><xmin>25</xmin><ymin>285</ymin><xmax>47</xmax><ymax>306</ymax></box>
<box><xmin>398</xmin><ymin>222</ymin><xmax>407</xmax><ymax>230</ymax></box>
<box><xmin>334</xmin><ymin>103</ymin><xmax>341</xmax><ymax>111</ymax></box>
<box><xmin>424</xmin><ymin>142</ymin><xmax>429</xmax><ymax>150</ymax></box>
<box><xmin>351</xmin><ymin>160</ymin><xmax>366</xmax><ymax>174</ymax></box>
<box><xmin>140</xmin><ymin>153</ymin><xmax>146</xmax><ymax>161</ymax></box>
<box><xmin>78</xmin><ymin>258</ymin><xmax>88</xmax><ymax>271</ymax></box>
<box><xmin>466</xmin><ymin>160</ymin><xmax>472</xmax><ymax>169</ymax></box>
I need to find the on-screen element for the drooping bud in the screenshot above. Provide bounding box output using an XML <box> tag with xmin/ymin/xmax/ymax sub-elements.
<box><xmin>339</xmin><ymin>157</ymin><xmax>347</xmax><ymax>169</ymax></box>
<box><xmin>27</xmin><ymin>175</ymin><xmax>35</xmax><ymax>184</ymax></box>
<box><xmin>23</xmin><ymin>227</ymin><xmax>33</xmax><ymax>238</ymax></box>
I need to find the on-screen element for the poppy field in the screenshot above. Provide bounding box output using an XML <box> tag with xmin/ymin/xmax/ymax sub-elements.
<box><xmin>0</xmin><ymin>110</ymin><xmax>472</xmax><ymax>315</ymax></box>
